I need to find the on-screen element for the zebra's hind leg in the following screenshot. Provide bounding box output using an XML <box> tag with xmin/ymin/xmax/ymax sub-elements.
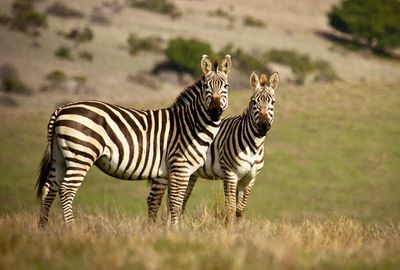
<box><xmin>147</xmin><ymin>178</ymin><xmax>168</xmax><ymax>224</ymax></box>
<box><xmin>38</xmin><ymin>143</ymin><xmax>66</xmax><ymax>227</ymax></box>
<box><xmin>236</xmin><ymin>178</ymin><xmax>255</xmax><ymax>220</ymax></box>
<box><xmin>38</xmin><ymin>165</ymin><xmax>63</xmax><ymax>227</ymax></box>
<box><xmin>59</xmin><ymin>166</ymin><xmax>90</xmax><ymax>225</ymax></box>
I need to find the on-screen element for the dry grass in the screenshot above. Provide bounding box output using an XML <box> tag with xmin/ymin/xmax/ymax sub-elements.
<box><xmin>1</xmin><ymin>209</ymin><xmax>399</xmax><ymax>270</ymax></box>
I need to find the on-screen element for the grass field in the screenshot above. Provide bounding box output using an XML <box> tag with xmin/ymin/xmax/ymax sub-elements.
<box><xmin>1</xmin><ymin>80</ymin><xmax>400</xmax><ymax>269</ymax></box>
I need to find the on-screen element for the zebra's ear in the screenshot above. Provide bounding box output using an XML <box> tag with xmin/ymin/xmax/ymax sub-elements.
<box><xmin>220</xmin><ymin>54</ymin><xmax>232</xmax><ymax>75</ymax></box>
<box><xmin>250</xmin><ymin>72</ymin><xmax>260</xmax><ymax>90</ymax></box>
<box><xmin>269</xmin><ymin>72</ymin><xmax>280</xmax><ymax>90</ymax></box>
<box><xmin>201</xmin><ymin>54</ymin><xmax>213</xmax><ymax>74</ymax></box>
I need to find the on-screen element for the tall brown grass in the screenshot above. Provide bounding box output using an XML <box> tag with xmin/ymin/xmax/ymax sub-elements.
<box><xmin>1</xmin><ymin>207</ymin><xmax>399</xmax><ymax>270</ymax></box>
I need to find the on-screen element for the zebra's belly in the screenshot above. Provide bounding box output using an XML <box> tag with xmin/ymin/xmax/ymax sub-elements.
<box><xmin>94</xmin><ymin>149</ymin><xmax>168</xmax><ymax>180</ymax></box>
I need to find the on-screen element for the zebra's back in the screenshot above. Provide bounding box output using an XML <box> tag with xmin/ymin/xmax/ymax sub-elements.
<box><xmin>54</xmin><ymin>100</ymin><xmax>171</xmax><ymax>180</ymax></box>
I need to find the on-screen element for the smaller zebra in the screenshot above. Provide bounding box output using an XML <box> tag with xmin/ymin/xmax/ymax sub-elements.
<box><xmin>147</xmin><ymin>72</ymin><xmax>279</xmax><ymax>223</ymax></box>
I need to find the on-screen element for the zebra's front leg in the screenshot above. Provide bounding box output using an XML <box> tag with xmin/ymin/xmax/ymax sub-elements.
<box><xmin>181</xmin><ymin>175</ymin><xmax>198</xmax><ymax>214</ymax></box>
<box><xmin>168</xmin><ymin>173</ymin><xmax>190</xmax><ymax>229</ymax></box>
<box><xmin>223</xmin><ymin>172</ymin><xmax>238</xmax><ymax>225</ymax></box>
<box><xmin>236</xmin><ymin>178</ymin><xmax>255</xmax><ymax>220</ymax></box>
<box><xmin>147</xmin><ymin>178</ymin><xmax>168</xmax><ymax>224</ymax></box>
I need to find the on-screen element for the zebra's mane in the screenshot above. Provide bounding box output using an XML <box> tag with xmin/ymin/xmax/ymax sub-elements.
<box><xmin>171</xmin><ymin>78</ymin><xmax>203</xmax><ymax>108</ymax></box>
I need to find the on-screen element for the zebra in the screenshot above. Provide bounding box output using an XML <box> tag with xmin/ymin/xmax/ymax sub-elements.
<box><xmin>147</xmin><ymin>71</ymin><xmax>279</xmax><ymax>223</ymax></box>
<box><xmin>36</xmin><ymin>54</ymin><xmax>232</xmax><ymax>228</ymax></box>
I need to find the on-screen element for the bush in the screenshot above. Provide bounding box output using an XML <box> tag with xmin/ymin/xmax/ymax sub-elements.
<box><xmin>78</xmin><ymin>50</ymin><xmax>94</xmax><ymax>61</ymax></box>
<box><xmin>208</xmin><ymin>8</ymin><xmax>235</xmax><ymax>28</ymax></box>
<box><xmin>127</xmin><ymin>33</ymin><xmax>163</xmax><ymax>55</ymax></box>
<box><xmin>243</xmin><ymin>15</ymin><xmax>265</xmax><ymax>28</ymax></box>
<box><xmin>265</xmin><ymin>49</ymin><xmax>339</xmax><ymax>85</ymax></box>
<box><xmin>90</xmin><ymin>7</ymin><xmax>112</xmax><ymax>25</ymax></box>
<box><xmin>165</xmin><ymin>37</ymin><xmax>214</xmax><ymax>76</ymax></box>
<box><xmin>46</xmin><ymin>2</ymin><xmax>84</xmax><ymax>19</ymax></box>
<box><xmin>328</xmin><ymin>0</ymin><xmax>400</xmax><ymax>53</ymax></box>
<box><xmin>219</xmin><ymin>43</ymin><xmax>267</xmax><ymax>73</ymax></box>
<box><xmin>46</xmin><ymin>70</ymin><xmax>67</xmax><ymax>83</ymax></box>
<box><xmin>129</xmin><ymin>0</ymin><xmax>181</xmax><ymax>18</ymax></box>
<box><xmin>2</xmin><ymin>78</ymin><xmax>33</xmax><ymax>95</ymax></box>
<box><xmin>55</xmin><ymin>45</ymin><xmax>73</xmax><ymax>60</ymax></box>
<box><xmin>65</xmin><ymin>26</ymin><xmax>94</xmax><ymax>45</ymax></box>
<box><xmin>0</xmin><ymin>63</ymin><xmax>32</xmax><ymax>95</ymax></box>
<box><xmin>9</xmin><ymin>0</ymin><xmax>47</xmax><ymax>35</ymax></box>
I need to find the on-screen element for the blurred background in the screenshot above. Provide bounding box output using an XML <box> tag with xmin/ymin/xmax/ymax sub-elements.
<box><xmin>0</xmin><ymin>0</ymin><xmax>399</xmax><ymax>223</ymax></box>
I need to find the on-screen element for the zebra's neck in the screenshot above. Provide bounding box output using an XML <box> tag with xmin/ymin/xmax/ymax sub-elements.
<box><xmin>242</xmin><ymin>105</ymin><xmax>267</xmax><ymax>149</ymax></box>
<box><xmin>171</xmin><ymin>79</ymin><xmax>203</xmax><ymax>109</ymax></box>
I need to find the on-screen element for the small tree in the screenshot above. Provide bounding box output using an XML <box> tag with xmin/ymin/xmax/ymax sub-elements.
<box><xmin>9</xmin><ymin>0</ymin><xmax>47</xmax><ymax>35</ymax></box>
<box><xmin>165</xmin><ymin>37</ymin><xmax>214</xmax><ymax>77</ymax></box>
<box><xmin>328</xmin><ymin>0</ymin><xmax>400</xmax><ymax>53</ymax></box>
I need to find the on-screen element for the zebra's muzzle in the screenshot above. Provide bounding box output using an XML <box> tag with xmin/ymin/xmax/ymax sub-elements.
<box><xmin>257</xmin><ymin>120</ymin><xmax>270</xmax><ymax>135</ymax></box>
<box><xmin>208</xmin><ymin>95</ymin><xmax>223</xmax><ymax>121</ymax></box>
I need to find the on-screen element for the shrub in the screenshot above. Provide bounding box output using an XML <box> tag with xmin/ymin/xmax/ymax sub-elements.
<box><xmin>208</xmin><ymin>8</ymin><xmax>235</xmax><ymax>28</ymax></box>
<box><xmin>46</xmin><ymin>70</ymin><xmax>67</xmax><ymax>83</ymax></box>
<box><xmin>243</xmin><ymin>15</ymin><xmax>265</xmax><ymax>28</ymax></box>
<box><xmin>90</xmin><ymin>7</ymin><xmax>112</xmax><ymax>25</ymax></box>
<box><xmin>0</xmin><ymin>14</ymin><xmax>10</xmax><ymax>25</ymax></box>
<box><xmin>72</xmin><ymin>75</ymin><xmax>87</xmax><ymax>84</ymax></box>
<box><xmin>9</xmin><ymin>0</ymin><xmax>47</xmax><ymax>35</ymax></box>
<box><xmin>2</xmin><ymin>78</ymin><xmax>33</xmax><ymax>95</ymax></box>
<box><xmin>65</xmin><ymin>26</ymin><xmax>94</xmax><ymax>45</ymax></box>
<box><xmin>129</xmin><ymin>0</ymin><xmax>181</xmax><ymax>18</ymax></box>
<box><xmin>328</xmin><ymin>0</ymin><xmax>400</xmax><ymax>53</ymax></box>
<box><xmin>127</xmin><ymin>33</ymin><xmax>163</xmax><ymax>55</ymax></box>
<box><xmin>165</xmin><ymin>37</ymin><xmax>214</xmax><ymax>76</ymax></box>
<box><xmin>55</xmin><ymin>45</ymin><xmax>73</xmax><ymax>60</ymax></box>
<box><xmin>0</xmin><ymin>63</ymin><xmax>32</xmax><ymax>95</ymax></box>
<box><xmin>265</xmin><ymin>49</ymin><xmax>314</xmax><ymax>75</ymax></box>
<box><xmin>265</xmin><ymin>49</ymin><xmax>339</xmax><ymax>85</ymax></box>
<box><xmin>46</xmin><ymin>2</ymin><xmax>85</xmax><ymax>19</ymax></box>
<box><xmin>219</xmin><ymin>43</ymin><xmax>267</xmax><ymax>73</ymax></box>
<box><xmin>313</xmin><ymin>60</ymin><xmax>340</xmax><ymax>83</ymax></box>
<box><xmin>78</xmin><ymin>50</ymin><xmax>94</xmax><ymax>61</ymax></box>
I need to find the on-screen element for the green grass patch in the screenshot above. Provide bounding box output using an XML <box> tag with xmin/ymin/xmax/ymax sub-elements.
<box><xmin>0</xmin><ymin>82</ymin><xmax>399</xmax><ymax>223</ymax></box>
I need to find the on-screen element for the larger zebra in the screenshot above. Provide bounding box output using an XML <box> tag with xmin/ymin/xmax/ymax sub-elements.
<box><xmin>147</xmin><ymin>72</ymin><xmax>279</xmax><ymax>223</ymax></box>
<box><xmin>36</xmin><ymin>54</ymin><xmax>232</xmax><ymax>228</ymax></box>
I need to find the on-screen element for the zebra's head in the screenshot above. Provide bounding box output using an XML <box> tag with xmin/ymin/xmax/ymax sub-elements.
<box><xmin>249</xmin><ymin>72</ymin><xmax>280</xmax><ymax>136</ymax></box>
<box><xmin>201</xmin><ymin>54</ymin><xmax>232</xmax><ymax>121</ymax></box>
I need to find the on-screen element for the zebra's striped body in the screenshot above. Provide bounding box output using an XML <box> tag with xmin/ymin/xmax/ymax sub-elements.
<box><xmin>36</xmin><ymin>55</ymin><xmax>232</xmax><ymax>228</ymax></box>
<box><xmin>147</xmin><ymin>72</ymin><xmax>279</xmax><ymax>223</ymax></box>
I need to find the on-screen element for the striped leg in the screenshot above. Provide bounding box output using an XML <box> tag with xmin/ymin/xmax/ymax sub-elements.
<box><xmin>38</xmin><ymin>165</ymin><xmax>62</xmax><ymax>227</ymax></box>
<box><xmin>236</xmin><ymin>178</ymin><xmax>255</xmax><ymax>219</ymax></box>
<box><xmin>59</xmin><ymin>166</ymin><xmax>89</xmax><ymax>225</ymax></box>
<box><xmin>181</xmin><ymin>175</ymin><xmax>198</xmax><ymax>214</ymax></box>
<box><xmin>147</xmin><ymin>178</ymin><xmax>168</xmax><ymax>223</ymax></box>
<box><xmin>168</xmin><ymin>172</ymin><xmax>190</xmax><ymax>229</ymax></box>
<box><xmin>38</xmin><ymin>145</ymin><xmax>66</xmax><ymax>227</ymax></box>
<box><xmin>223</xmin><ymin>172</ymin><xmax>238</xmax><ymax>225</ymax></box>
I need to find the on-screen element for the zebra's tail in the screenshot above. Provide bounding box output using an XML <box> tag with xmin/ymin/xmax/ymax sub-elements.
<box><xmin>35</xmin><ymin>108</ymin><xmax>60</xmax><ymax>200</ymax></box>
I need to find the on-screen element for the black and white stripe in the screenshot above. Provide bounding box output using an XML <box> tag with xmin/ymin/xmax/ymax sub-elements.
<box><xmin>36</xmin><ymin>55</ymin><xmax>232</xmax><ymax>228</ymax></box>
<box><xmin>147</xmin><ymin>72</ymin><xmax>279</xmax><ymax>223</ymax></box>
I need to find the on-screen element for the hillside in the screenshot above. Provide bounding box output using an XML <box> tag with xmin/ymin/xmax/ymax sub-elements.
<box><xmin>0</xmin><ymin>0</ymin><xmax>399</xmax><ymax>110</ymax></box>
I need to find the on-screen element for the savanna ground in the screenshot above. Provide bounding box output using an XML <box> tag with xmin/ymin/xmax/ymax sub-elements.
<box><xmin>1</xmin><ymin>0</ymin><xmax>400</xmax><ymax>269</ymax></box>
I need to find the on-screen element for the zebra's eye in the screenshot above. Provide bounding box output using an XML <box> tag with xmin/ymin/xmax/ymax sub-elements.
<box><xmin>224</xmin><ymin>84</ymin><xmax>229</xmax><ymax>88</ymax></box>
